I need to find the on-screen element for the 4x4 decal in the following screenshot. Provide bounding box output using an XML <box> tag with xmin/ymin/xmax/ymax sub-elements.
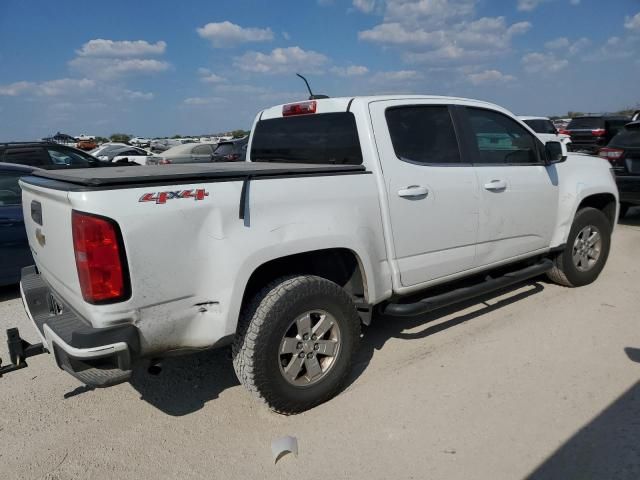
<box><xmin>139</xmin><ymin>189</ymin><xmax>209</xmax><ymax>204</ymax></box>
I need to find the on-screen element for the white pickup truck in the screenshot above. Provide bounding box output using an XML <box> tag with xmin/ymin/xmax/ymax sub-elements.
<box><xmin>5</xmin><ymin>95</ymin><xmax>618</xmax><ymax>413</ymax></box>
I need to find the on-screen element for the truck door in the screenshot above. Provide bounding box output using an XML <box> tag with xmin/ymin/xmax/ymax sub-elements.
<box><xmin>459</xmin><ymin>106</ymin><xmax>559</xmax><ymax>266</ymax></box>
<box><xmin>369</xmin><ymin>100</ymin><xmax>480</xmax><ymax>287</ymax></box>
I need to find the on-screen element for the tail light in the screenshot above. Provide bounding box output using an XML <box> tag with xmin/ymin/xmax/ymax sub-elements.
<box><xmin>72</xmin><ymin>211</ymin><xmax>129</xmax><ymax>304</ymax></box>
<box><xmin>598</xmin><ymin>147</ymin><xmax>624</xmax><ymax>163</ymax></box>
<box><xmin>591</xmin><ymin>128</ymin><xmax>606</xmax><ymax>136</ymax></box>
<box><xmin>158</xmin><ymin>158</ymin><xmax>171</xmax><ymax>165</ymax></box>
<box><xmin>283</xmin><ymin>100</ymin><xmax>316</xmax><ymax>116</ymax></box>
<box><xmin>558</xmin><ymin>129</ymin><xmax>570</xmax><ymax>135</ymax></box>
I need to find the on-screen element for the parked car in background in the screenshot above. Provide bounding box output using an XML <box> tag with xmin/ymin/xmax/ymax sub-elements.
<box><xmin>519</xmin><ymin>116</ymin><xmax>572</xmax><ymax>147</ymax></box>
<box><xmin>76</xmin><ymin>138</ymin><xmax>97</xmax><ymax>151</ymax></box>
<box><xmin>130</xmin><ymin>137</ymin><xmax>151</xmax><ymax>148</ymax></box>
<box><xmin>566</xmin><ymin>115</ymin><xmax>630</xmax><ymax>153</ymax></box>
<box><xmin>146</xmin><ymin>142</ymin><xmax>218</xmax><ymax>165</ymax></box>
<box><xmin>0</xmin><ymin>163</ymin><xmax>38</xmax><ymax>285</ymax></box>
<box><xmin>599</xmin><ymin>121</ymin><xmax>640</xmax><ymax>218</ymax></box>
<box><xmin>90</xmin><ymin>142</ymin><xmax>129</xmax><ymax>160</ymax></box>
<box><xmin>150</xmin><ymin>139</ymin><xmax>181</xmax><ymax>153</ymax></box>
<box><xmin>0</xmin><ymin>142</ymin><xmax>106</xmax><ymax>169</ymax></box>
<box><xmin>111</xmin><ymin>147</ymin><xmax>156</xmax><ymax>165</ymax></box>
<box><xmin>212</xmin><ymin>137</ymin><xmax>249</xmax><ymax>162</ymax></box>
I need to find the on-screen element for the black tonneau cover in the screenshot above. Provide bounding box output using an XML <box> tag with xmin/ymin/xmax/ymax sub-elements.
<box><xmin>27</xmin><ymin>162</ymin><xmax>366</xmax><ymax>188</ymax></box>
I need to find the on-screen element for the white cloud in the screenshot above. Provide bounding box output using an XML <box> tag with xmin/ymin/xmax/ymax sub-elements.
<box><xmin>467</xmin><ymin>69</ymin><xmax>515</xmax><ymax>85</ymax></box>
<box><xmin>583</xmin><ymin>35</ymin><xmax>637</xmax><ymax>62</ymax></box>
<box><xmin>69</xmin><ymin>57</ymin><xmax>170</xmax><ymax>78</ymax></box>
<box><xmin>0</xmin><ymin>81</ymin><xmax>35</xmax><ymax>96</ymax></box>
<box><xmin>545</xmin><ymin>37</ymin><xmax>570</xmax><ymax>49</ymax></box>
<box><xmin>353</xmin><ymin>0</ymin><xmax>376</xmax><ymax>13</ymax></box>
<box><xmin>625</xmin><ymin>12</ymin><xmax>640</xmax><ymax>30</ymax></box>
<box><xmin>198</xmin><ymin>69</ymin><xmax>226</xmax><ymax>83</ymax></box>
<box><xmin>0</xmin><ymin>78</ymin><xmax>95</xmax><ymax>97</ymax></box>
<box><xmin>76</xmin><ymin>39</ymin><xmax>166</xmax><ymax>57</ymax></box>
<box><xmin>197</xmin><ymin>21</ymin><xmax>273</xmax><ymax>47</ymax></box>
<box><xmin>372</xmin><ymin>70</ymin><xmax>421</xmax><ymax>82</ymax></box>
<box><xmin>360</xmin><ymin>11</ymin><xmax>530</xmax><ymax>66</ymax></box>
<box><xmin>123</xmin><ymin>90</ymin><xmax>154</xmax><ymax>100</ymax></box>
<box><xmin>522</xmin><ymin>52</ymin><xmax>568</xmax><ymax>73</ymax></box>
<box><xmin>330</xmin><ymin>65</ymin><xmax>369</xmax><ymax>76</ymax></box>
<box><xmin>569</xmin><ymin>0</ymin><xmax>580</xmax><ymax>5</ymax></box>
<box><xmin>568</xmin><ymin>37</ymin><xmax>590</xmax><ymax>55</ymax></box>
<box><xmin>233</xmin><ymin>46</ymin><xmax>329</xmax><ymax>74</ymax></box>
<box><xmin>517</xmin><ymin>0</ymin><xmax>547</xmax><ymax>11</ymax></box>
<box><xmin>282</xmin><ymin>31</ymin><xmax>291</xmax><ymax>40</ymax></box>
<box><xmin>183</xmin><ymin>97</ymin><xmax>227</xmax><ymax>106</ymax></box>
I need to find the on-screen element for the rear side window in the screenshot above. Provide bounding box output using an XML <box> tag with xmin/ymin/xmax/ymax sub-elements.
<box><xmin>214</xmin><ymin>143</ymin><xmax>233</xmax><ymax>155</ymax></box>
<box><xmin>385</xmin><ymin>106</ymin><xmax>461</xmax><ymax>164</ymax></box>
<box><xmin>609</xmin><ymin>128</ymin><xmax>640</xmax><ymax>148</ymax></box>
<box><xmin>568</xmin><ymin>117</ymin><xmax>604</xmax><ymax>130</ymax></box>
<box><xmin>251</xmin><ymin>112</ymin><xmax>362</xmax><ymax>165</ymax></box>
<box><xmin>0</xmin><ymin>172</ymin><xmax>23</xmax><ymax>205</ymax></box>
<box><xmin>192</xmin><ymin>144</ymin><xmax>213</xmax><ymax>155</ymax></box>
<box><xmin>466</xmin><ymin>108</ymin><xmax>539</xmax><ymax>165</ymax></box>
<box><xmin>4</xmin><ymin>147</ymin><xmax>50</xmax><ymax>166</ymax></box>
<box><xmin>606</xmin><ymin>119</ymin><xmax>631</xmax><ymax>136</ymax></box>
<box><xmin>523</xmin><ymin>119</ymin><xmax>556</xmax><ymax>134</ymax></box>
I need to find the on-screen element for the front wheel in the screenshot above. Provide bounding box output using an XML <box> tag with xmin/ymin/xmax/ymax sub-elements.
<box><xmin>232</xmin><ymin>275</ymin><xmax>361</xmax><ymax>414</ymax></box>
<box><xmin>546</xmin><ymin>207</ymin><xmax>612</xmax><ymax>287</ymax></box>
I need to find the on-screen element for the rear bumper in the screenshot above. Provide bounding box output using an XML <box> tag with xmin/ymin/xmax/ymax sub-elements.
<box><xmin>20</xmin><ymin>265</ymin><xmax>140</xmax><ymax>387</ymax></box>
<box><xmin>616</xmin><ymin>176</ymin><xmax>640</xmax><ymax>204</ymax></box>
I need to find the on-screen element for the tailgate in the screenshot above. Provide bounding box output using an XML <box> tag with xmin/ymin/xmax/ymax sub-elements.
<box><xmin>19</xmin><ymin>181</ymin><xmax>81</xmax><ymax>304</ymax></box>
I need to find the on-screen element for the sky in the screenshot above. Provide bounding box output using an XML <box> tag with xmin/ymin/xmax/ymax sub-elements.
<box><xmin>0</xmin><ymin>0</ymin><xmax>639</xmax><ymax>140</ymax></box>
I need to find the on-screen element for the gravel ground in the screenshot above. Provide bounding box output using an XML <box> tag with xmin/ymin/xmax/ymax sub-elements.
<box><xmin>1</xmin><ymin>212</ymin><xmax>639</xmax><ymax>480</ymax></box>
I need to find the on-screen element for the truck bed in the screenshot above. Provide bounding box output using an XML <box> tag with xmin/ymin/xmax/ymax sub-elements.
<box><xmin>24</xmin><ymin>162</ymin><xmax>367</xmax><ymax>190</ymax></box>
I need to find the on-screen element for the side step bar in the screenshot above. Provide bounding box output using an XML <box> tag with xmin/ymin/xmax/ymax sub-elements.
<box><xmin>383</xmin><ymin>259</ymin><xmax>553</xmax><ymax>317</ymax></box>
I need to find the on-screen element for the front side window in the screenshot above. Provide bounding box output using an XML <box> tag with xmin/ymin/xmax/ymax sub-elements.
<box><xmin>467</xmin><ymin>108</ymin><xmax>539</xmax><ymax>165</ymax></box>
<box><xmin>385</xmin><ymin>106</ymin><xmax>461</xmax><ymax>165</ymax></box>
<box><xmin>0</xmin><ymin>173</ymin><xmax>23</xmax><ymax>205</ymax></box>
<box><xmin>46</xmin><ymin>147</ymin><xmax>95</xmax><ymax>167</ymax></box>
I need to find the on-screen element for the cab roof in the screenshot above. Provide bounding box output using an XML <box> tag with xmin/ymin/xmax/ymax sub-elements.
<box><xmin>259</xmin><ymin>95</ymin><xmax>509</xmax><ymax>120</ymax></box>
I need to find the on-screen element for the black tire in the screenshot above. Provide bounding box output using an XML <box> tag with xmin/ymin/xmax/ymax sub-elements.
<box><xmin>546</xmin><ymin>207</ymin><xmax>612</xmax><ymax>287</ymax></box>
<box><xmin>619</xmin><ymin>203</ymin><xmax>630</xmax><ymax>219</ymax></box>
<box><xmin>232</xmin><ymin>275</ymin><xmax>361</xmax><ymax>414</ymax></box>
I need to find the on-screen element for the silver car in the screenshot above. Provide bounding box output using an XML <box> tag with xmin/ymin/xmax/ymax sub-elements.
<box><xmin>146</xmin><ymin>142</ymin><xmax>219</xmax><ymax>165</ymax></box>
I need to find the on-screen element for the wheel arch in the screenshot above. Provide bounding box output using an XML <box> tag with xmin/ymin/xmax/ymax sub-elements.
<box><xmin>576</xmin><ymin>193</ymin><xmax>617</xmax><ymax>227</ymax></box>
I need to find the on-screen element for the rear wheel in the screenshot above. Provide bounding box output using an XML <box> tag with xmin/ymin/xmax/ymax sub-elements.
<box><xmin>233</xmin><ymin>275</ymin><xmax>361</xmax><ymax>414</ymax></box>
<box><xmin>546</xmin><ymin>207</ymin><xmax>612</xmax><ymax>287</ymax></box>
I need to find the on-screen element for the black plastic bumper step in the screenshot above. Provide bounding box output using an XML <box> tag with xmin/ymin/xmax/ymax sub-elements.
<box><xmin>383</xmin><ymin>259</ymin><xmax>553</xmax><ymax>317</ymax></box>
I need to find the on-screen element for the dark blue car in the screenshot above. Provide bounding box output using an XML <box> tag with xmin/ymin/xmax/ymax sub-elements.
<box><xmin>0</xmin><ymin>163</ymin><xmax>37</xmax><ymax>286</ymax></box>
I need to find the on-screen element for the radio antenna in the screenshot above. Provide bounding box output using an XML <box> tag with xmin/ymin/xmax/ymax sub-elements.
<box><xmin>296</xmin><ymin>73</ymin><xmax>329</xmax><ymax>100</ymax></box>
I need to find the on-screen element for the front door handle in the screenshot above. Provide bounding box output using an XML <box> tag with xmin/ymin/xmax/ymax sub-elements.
<box><xmin>484</xmin><ymin>179</ymin><xmax>507</xmax><ymax>191</ymax></box>
<box><xmin>398</xmin><ymin>185</ymin><xmax>429</xmax><ymax>198</ymax></box>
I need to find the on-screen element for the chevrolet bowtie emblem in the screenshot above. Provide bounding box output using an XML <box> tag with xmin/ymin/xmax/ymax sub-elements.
<box><xmin>35</xmin><ymin>228</ymin><xmax>46</xmax><ymax>247</ymax></box>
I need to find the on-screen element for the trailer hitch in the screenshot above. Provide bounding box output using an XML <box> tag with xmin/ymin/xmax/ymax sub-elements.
<box><xmin>0</xmin><ymin>328</ymin><xmax>45</xmax><ymax>377</ymax></box>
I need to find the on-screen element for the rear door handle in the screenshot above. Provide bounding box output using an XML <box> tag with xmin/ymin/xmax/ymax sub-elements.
<box><xmin>484</xmin><ymin>179</ymin><xmax>507</xmax><ymax>191</ymax></box>
<box><xmin>397</xmin><ymin>185</ymin><xmax>429</xmax><ymax>198</ymax></box>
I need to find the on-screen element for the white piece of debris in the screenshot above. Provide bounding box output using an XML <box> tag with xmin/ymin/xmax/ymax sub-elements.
<box><xmin>272</xmin><ymin>436</ymin><xmax>298</xmax><ymax>464</ymax></box>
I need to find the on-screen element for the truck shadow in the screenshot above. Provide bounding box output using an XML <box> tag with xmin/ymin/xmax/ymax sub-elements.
<box><xmin>128</xmin><ymin>347</ymin><xmax>239</xmax><ymax>416</ymax></box>
<box><xmin>128</xmin><ymin>280</ymin><xmax>544</xmax><ymax>416</ymax></box>
<box><xmin>525</xmin><ymin>377</ymin><xmax>640</xmax><ymax>479</ymax></box>
<box><xmin>619</xmin><ymin>206</ymin><xmax>640</xmax><ymax>227</ymax></box>
<box><xmin>347</xmin><ymin>282</ymin><xmax>545</xmax><ymax>389</ymax></box>
<box><xmin>0</xmin><ymin>284</ymin><xmax>20</xmax><ymax>302</ymax></box>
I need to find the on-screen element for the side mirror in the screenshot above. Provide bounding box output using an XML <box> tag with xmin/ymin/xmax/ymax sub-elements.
<box><xmin>545</xmin><ymin>141</ymin><xmax>566</xmax><ymax>164</ymax></box>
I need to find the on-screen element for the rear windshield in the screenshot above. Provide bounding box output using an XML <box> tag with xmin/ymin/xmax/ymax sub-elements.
<box><xmin>609</xmin><ymin>128</ymin><xmax>640</xmax><ymax>148</ymax></box>
<box><xmin>567</xmin><ymin>117</ymin><xmax>605</xmax><ymax>130</ymax></box>
<box><xmin>251</xmin><ymin>112</ymin><xmax>363</xmax><ymax>164</ymax></box>
<box><xmin>523</xmin><ymin>119</ymin><xmax>556</xmax><ymax>134</ymax></box>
